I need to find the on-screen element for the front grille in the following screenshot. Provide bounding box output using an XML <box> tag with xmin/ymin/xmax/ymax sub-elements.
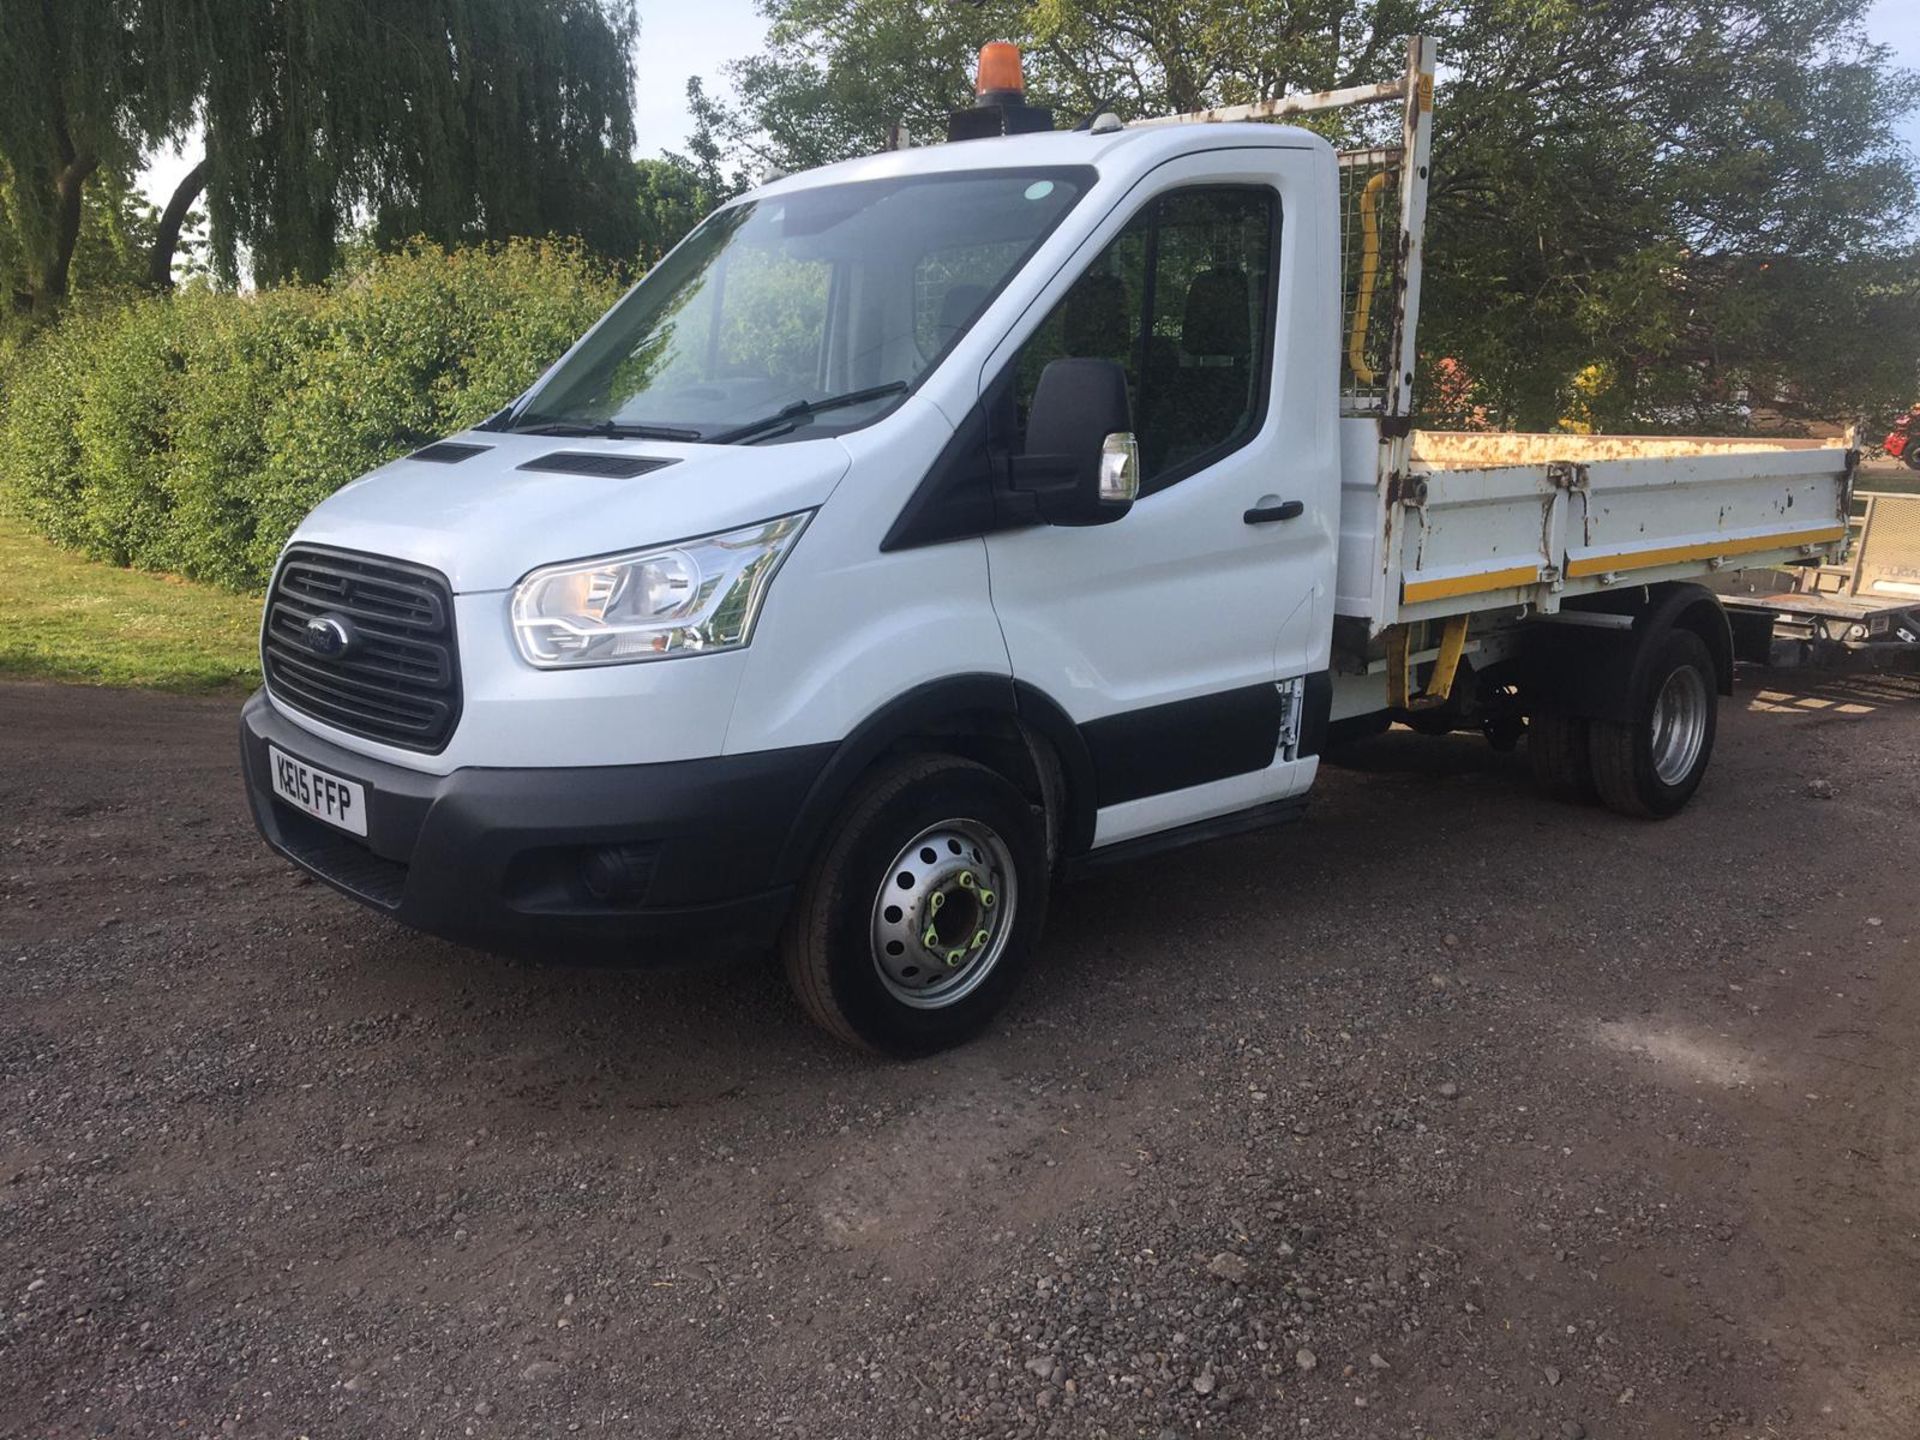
<box><xmin>263</xmin><ymin>547</ymin><xmax>462</xmax><ymax>752</ymax></box>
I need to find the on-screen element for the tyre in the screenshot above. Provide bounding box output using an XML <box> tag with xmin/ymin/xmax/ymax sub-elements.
<box><xmin>780</xmin><ymin>754</ymin><xmax>1049</xmax><ymax>1055</ymax></box>
<box><xmin>1588</xmin><ymin>629</ymin><xmax>1718</xmax><ymax>818</ymax></box>
<box><xmin>1527</xmin><ymin>711</ymin><xmax>1596</xmax><ymax>802</ymax></box>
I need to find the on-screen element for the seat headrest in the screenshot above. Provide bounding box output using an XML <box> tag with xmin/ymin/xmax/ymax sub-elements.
<box><xmin>1063</xmin><ymin>272</ymin><xmax>1131</xmax><ymax>358</ymax></box>
<box><xmin>1182</xmin><ymin>269</ymin><xmax>1250</xmax><ymax>361</ymax></box>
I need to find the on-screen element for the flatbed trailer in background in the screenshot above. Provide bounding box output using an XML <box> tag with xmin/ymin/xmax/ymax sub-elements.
<box><xmin>1718</xmin><ymin>491</ymin><xmax>1920</xmax><ymax>663</ymax></box>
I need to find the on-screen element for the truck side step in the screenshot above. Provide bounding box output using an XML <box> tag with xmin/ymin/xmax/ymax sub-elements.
<box><xmin>1066</xmin><ymin>797</ymin><xmax>1308</xmax><ymax>877</ymax></box>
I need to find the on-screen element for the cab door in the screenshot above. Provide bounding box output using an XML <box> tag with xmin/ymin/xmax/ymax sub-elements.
<box><xmin>981</xmin><ymin>152</ymin><xmax>1338</xmax><ymax>849</ymax></box>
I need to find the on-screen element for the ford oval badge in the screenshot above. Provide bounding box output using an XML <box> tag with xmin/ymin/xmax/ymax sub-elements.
<box><xmin>303</xmin><ymin>614</ymin><xmax>356</xmax><ymax>659</ymax></box>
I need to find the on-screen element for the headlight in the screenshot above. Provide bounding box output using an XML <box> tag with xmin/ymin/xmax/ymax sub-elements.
<box><xmin>511</xmin><ymin>513</ymin><xmax>809</xmax><ymax>668</ymax></box>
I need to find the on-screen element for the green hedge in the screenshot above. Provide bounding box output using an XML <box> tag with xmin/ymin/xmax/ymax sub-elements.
<box><xmin>0</xmin><ymin>240</ymin><xmax>625</xmax><ymax>591</ymax></box>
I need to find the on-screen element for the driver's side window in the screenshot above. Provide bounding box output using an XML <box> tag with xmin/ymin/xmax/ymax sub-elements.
<box><xmin>1012</xmin><ymin>186</ymin><xmax>1279</xmax><ymax>495</ymax></box>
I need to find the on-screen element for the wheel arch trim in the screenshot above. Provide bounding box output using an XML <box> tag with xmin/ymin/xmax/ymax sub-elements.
<box><xmin>770</xmin><ymin>674</ymin><xmax>1099</xmax><ymax>885</ymax></box>
<box><xmin>1525</xmin><ymin>582</ymin><xmax>1733</xmax><ymax>722</ymax></box>
<box><xmin>1646</xmin><ymin>582</ymin><xmax>1735</xmax><ymax>697</ymax></box>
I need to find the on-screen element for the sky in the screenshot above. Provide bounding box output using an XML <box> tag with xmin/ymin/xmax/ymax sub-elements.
<box><xmin>1876</xmin><ymin>0</ymin><xmax>1920</xmax><ymax>156</ymax></box>
<box><xmin>630</xmin><ymin>0</ymin><xmax>768</xmax><ymax>160</ymax></box>
<box><xmin>137</xmin><ymin>0</ymin><xmax>1920</xmax><ymax>209</ymax></box>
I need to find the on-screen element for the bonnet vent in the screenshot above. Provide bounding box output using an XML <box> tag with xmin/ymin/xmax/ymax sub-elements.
<box><xmin>410</xmin><ymin>442</ymin><xmax>490</xmax><ymax>464</ymax></box>
<box><xmin>517</xmin><ymin>451</ymin><xmax>678</xmax><ymax>479</ymax></box>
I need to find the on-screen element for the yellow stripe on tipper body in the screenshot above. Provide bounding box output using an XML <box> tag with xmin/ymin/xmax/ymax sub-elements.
<box><xmin>1402</xmin><ymin>563</ymin><xmax>1540</xmax><ymax>604</ymax></box>
<box><xmin>1564</xmin><ymin>525</ymin><xmax>1847</xmax><ymax>579</ymax></box>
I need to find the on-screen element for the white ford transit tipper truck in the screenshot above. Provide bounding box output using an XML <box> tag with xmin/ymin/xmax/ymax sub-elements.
<box><xmin>240</xmin><ymin>39</ymin><xmax>1856</xmax><ymax>1053</ymax></box>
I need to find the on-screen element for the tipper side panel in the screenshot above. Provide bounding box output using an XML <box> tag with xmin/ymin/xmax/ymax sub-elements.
<box><xmin>1381</xmin><ymin>439</ymin><xmax>1854</xmax><ymax>630</ymax></box>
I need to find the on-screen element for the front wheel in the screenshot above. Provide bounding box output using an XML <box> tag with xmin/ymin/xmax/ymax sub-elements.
<box><xmin>780</xmin><ymin>754</ymin><xmax>1049</xmax><ymax>1055</ymax></box>
<box><xmin>1589</xmin><ymin>629</ymin><xmax>1718</xmax><ymax>818</ymax></box>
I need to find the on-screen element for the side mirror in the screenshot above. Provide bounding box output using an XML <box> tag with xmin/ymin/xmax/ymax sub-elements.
<box><xmin>1013</xmin><ymin>358</ymin><xmax>1139</xmax><ymax>526</ymax></box>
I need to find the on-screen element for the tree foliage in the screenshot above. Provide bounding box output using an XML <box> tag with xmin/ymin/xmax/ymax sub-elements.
<box><xmin>0</xmin><ymin>0</ymin><xmax>642</xmax><ymax>313</ymax></box>
<box><xmin>171</xmin><ymin>0</ymin><xmax>644</xmax><ymax>285</ymax></box>
<box><xmin>633</xmin><ymin>80</ymin><xmax>757</xmax><ymax>267</ymax></box>
<box><xmin>0</xmin><ymin>1</ymin><xmax>161</xmax><ymax>314</ymax></box>
<box><xmin>635</xmin><ymin>156</ymin><xmax>716</xmax><ymax>266</ymax></box>
<box><xmin>0</xmin><ymin>240</ymin><xmax>623</xmax><ymax>589</ymax></box>
<box><xmin>702</xmin><ymin>0</ymin><xmax>1920</xmax><ymax>431</ymax></box>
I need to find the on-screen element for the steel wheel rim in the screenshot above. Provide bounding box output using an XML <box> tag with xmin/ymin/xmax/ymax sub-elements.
<box><xmin>869</xmin><ymin>819</ymin><xmax>1017</xmax><ymax>1009</ymax></box>
<box><xmin>1650</xmin><ymin>664</ymin><xmax>1708</xmax><ymax>785</ymax></box>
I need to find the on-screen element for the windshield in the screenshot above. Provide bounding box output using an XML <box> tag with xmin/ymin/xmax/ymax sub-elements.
<box><xmin>513</xmin><ymin>167</ymin><xmax>1094</xmax><ymax>443</ymax></box>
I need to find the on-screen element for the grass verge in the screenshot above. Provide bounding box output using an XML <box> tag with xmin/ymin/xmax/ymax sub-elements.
<box><xmin>0</xmin><ymin>514</ymin><xmax>261</xmax><ymax>694</ymax></box>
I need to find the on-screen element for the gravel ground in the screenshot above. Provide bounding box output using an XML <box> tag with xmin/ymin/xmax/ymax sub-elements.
<box><xmin>3</xmin><ymin>667</ymin><xmax>1918</xmax><ymax>1440</ymax></box>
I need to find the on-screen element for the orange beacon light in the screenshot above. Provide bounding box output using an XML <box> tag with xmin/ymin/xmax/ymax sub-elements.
<box><xmin>948</xmin><ymin>42</ymin><xmax>1053</xmax><ymax>140</ymax></box>
<box><xmin>975</xmin><ymin>41</ymin><xmax>1025</xmax><ymax>98</ymax></box>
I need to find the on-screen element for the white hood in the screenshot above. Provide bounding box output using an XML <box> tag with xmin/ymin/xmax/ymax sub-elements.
<box><xmin>290</xmin><ymin>429</ymin><xmax>854</xmax><ymax>592</ymax></box>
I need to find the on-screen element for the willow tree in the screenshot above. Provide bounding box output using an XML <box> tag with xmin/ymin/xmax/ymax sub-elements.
<box><xmin>160</xmin><ymin>0</ymin><xmax>642</xmax><ymax>286</ymax></box>
<box><xmin>0</xmin><ymin>2</ymin><xmax>166</xmax><ymax>314</ymax></box>
<box><xmin>0</xmin><ymin>0</ymin><xmax>642</xmax><ymax>312</ymax></box>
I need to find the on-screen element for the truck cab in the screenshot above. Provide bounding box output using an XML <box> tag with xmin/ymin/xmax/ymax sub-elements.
<box><xmin>240</xmin><ymin>40</ymin><xmax>1852</xmax><ymax>1053</ymax></box>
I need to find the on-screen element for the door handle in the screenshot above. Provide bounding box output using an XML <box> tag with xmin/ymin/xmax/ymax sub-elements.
<box><xmin>1243</xmin><ymin>500</ymin><xmax>1304</xmax><ymax>524</ymax></box>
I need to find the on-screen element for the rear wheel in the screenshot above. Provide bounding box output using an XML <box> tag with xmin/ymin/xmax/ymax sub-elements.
<box><xmin>780</xmin><ymin>754</ymin><xmax>1048</xmax><ymax>1055</ymax></box>
<box><xmin>1589</xmin><ymin>629</ymin><xmax>1718</xmax><ymax>818</ymax></box>
<box><xmin>1528</xmin><ymin>711</ymin><xmax>1596</xmax><ymax>802</ymax></box>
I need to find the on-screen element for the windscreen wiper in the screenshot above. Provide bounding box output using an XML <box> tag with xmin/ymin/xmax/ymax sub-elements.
<box><xmin>510</xmin><ymin>416</ymin><xmax>703</xmax><ymax>443</ymax></box>
<box><xmin>706</xmin><ymin>381</ymin><xmax>910</xmax><ymax>446</ymax></box>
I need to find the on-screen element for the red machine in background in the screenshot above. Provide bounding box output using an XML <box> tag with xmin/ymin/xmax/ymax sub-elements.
<box><xmin>1887</xmin><ymin>404</ymin><xmax>1920</xmax><ymax>470</ymax></box>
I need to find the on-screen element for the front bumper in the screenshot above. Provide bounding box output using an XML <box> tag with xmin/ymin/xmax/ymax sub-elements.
<box><xmin>239</xmin><ymin>690</ymin><xmax>831</xmax><ymax>961</ymax></box>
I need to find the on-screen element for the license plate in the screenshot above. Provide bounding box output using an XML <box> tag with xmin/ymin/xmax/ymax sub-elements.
<box><xmin>268</xmin><ymin>745</ymin><xmax>368</xmax><ymax>837</ymax></box>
